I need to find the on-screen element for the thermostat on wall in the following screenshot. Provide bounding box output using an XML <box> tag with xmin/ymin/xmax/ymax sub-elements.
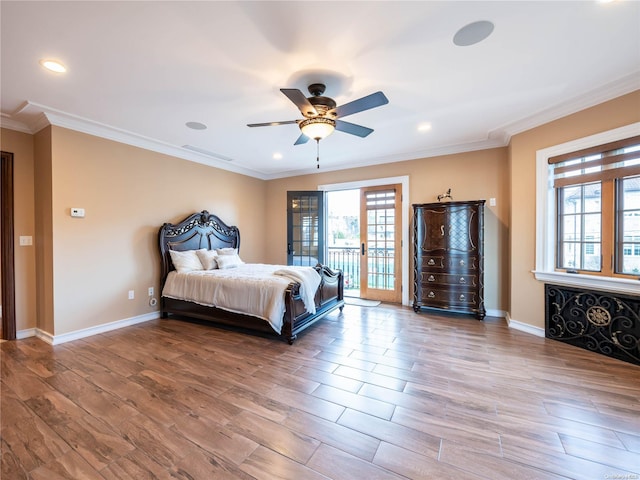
<box><xmin>70</xmin><ymin>207</ymin><xmax>85</xmax><ymax>218</ymax></box>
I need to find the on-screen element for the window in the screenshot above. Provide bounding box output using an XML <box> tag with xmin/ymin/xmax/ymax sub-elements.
<box><xmin>618</xmin><ymin>177</ymin><xmax>640</xmax><ymax>274</ymax></box>
<box><xmin>535</xmin><ymin>123</ymin><xmax>640</xmax><ymax>295</ymax></box>
<box><xmin>549</xmin><ymin>134</ymin><xmax>640</xmax><ymax>278</ymax></box>
<box><xmin>557</xmin><ymin>183</ymin><xmax>601</xmax><ymax>271</ymax></box>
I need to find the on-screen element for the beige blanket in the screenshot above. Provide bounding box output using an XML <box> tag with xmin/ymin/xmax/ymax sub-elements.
<box><xmin>162</xmin><ymin>264</ymin><xmax>319</xmax><ymax>333</ymax></box>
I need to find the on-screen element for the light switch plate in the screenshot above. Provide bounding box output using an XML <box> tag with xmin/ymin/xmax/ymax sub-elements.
<box><xmin>19</xmin><ymin>236</ymin><xmax>33</xmax><ymax>246</ymax></box>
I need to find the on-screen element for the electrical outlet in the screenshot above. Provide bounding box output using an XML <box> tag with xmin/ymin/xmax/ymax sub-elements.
<box><xmin>148</xmin><ymin>287</ymin><xmax>154</xmax><ymax>296</ymax></box>
<box><xmin>128</xmin><ymin>290</ymin><xmax>135</xmax><ymax>300</ymax></box>
<box><xmin>489</xmin><ymin>197</ymin><xmax>496</xmax><ymax>206</ymax></box>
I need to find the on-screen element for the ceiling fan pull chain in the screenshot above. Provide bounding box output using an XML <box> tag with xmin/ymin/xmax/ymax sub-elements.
<box><xmin>316</xmin><ymin>139</ymin><xmax>320</xmax><ymax>169</ymax></box>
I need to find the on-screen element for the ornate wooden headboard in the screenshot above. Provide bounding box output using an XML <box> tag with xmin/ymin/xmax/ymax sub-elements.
<box><xmin>158</xmin><ymin>210</ymin><xmax>240</xmax><ymax>284</ymax></box>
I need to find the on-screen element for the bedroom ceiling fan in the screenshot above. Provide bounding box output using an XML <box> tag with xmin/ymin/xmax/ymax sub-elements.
<box><xmin>247</xmin><ymin>83</ymin><xmax>389</xmax><ymax>167</ymax></box>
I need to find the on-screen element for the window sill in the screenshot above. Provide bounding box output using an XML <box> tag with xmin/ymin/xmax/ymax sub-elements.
<box><xmin>533</xmin><ymin>270</ymin><xmax>640</xmax><ymax>296</ymax></box>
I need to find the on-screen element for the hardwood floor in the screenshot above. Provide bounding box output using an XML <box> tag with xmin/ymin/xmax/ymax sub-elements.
<box><xmin>2</xmin><ymin>303</ymin><xmax>639</xmax><ymax>479</ymax></box>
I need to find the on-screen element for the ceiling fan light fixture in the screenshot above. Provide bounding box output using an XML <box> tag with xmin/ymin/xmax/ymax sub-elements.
<box><xmin>299</xmin><ymin>117</ymin><xmax>336</xmax><ymax>140</ymax></box>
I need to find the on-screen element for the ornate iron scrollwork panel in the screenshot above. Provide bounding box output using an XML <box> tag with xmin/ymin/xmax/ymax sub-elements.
<box><xmin>545</xmin><ymin>284</ymin><xmax>640</xmax><ymax>366</ymax></box>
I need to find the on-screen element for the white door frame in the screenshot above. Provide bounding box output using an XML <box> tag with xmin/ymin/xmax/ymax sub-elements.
<box><xmin>318</xmin><ymin>175</ymin><xmax>410</xmax><ymax>306</ymax></box>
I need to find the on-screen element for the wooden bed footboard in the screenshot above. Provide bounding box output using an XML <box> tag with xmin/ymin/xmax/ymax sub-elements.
<box><xmin>282</xmin><ymin>264</ymin><xmax>344</xmax><ymax>344</ymax></box>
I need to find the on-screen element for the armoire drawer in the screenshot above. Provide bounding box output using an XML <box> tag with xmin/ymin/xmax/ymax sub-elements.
<box><xmin>419</xmin><ymin>287</ymin><xmax>479</xmax><ymax>307</ymax></box>
<box><xmin>421</xmin><ymin>255</ymin><xmax>479</xmax><ymax>271</ymax></box>
<box><xmin>421</xmin><ymin>272</ymin><xmax>477</xmax><ymax>287</ymax></box>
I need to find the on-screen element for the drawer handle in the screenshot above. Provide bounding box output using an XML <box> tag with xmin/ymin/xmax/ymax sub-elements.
<box><xmin>459</xmin><ymin>294</ymin><xmax>465</xmax><ymax>301</ymax></box>
<box><xmin>459</xmin><ymin>260</ymin><xmax>465</xmax><ymax>266</ymax></box>
<box><xmin>459</xmin><ymin>277</ymin><xmax>466</xmax><ymax>284</ymax></box>
<box><xmin>440</xmin><ymin>225</ymin><xmax>445</xmax><ymax>236</ymax></box>
<box><xmin>428</xmin><ymin>291</ymin><xmax>435</xmax><ymax>298</ymax></box>
<box><xmin>428</xmin><ymin>259</ymin><xmax>436</xmax><ymax>266</ymax></box>
<box><xmin>428</xmin><ymin>275</ymin><xmax>435</xmax><ymax>282</ymax></box>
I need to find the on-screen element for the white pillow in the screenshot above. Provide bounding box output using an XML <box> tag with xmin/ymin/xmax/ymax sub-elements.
<box><xmin>216</xmin><ymin>253</ymin><xmax>244</xmax><ymax>269</ymax></box>
<box><xmin>169</xmin><ymin>249</ymin><xmax>204</xmax><ymax>273</ymax></box>
<box><xmin>216</xmin><ymin>247</ymin><xmax>238</xmax><ymax>256</ymax></box>
<box><xmin>196</xmin><ymin>249</ymin><xmax>219</xmax><ymax>270</ymax></box>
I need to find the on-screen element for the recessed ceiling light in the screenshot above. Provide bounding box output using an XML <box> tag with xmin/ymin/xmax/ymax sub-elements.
<box><xmin>418</xmin><ymin>123</ymin><xmax>432</xmax><ymax>132</ymax></box>
<box><xmin>273</xmin><ymin>153</ymin><xmax>283</xmax><ymax>160</ymax></box>
<box><xmin>39</xmin><ymin>59</ymin><xmax>66</xmax><ymax>73</ymax></box>
<box><xmin>186</xmin><ymin>121</ymin><xmax>207</xmax><ymax>130</ymax></box>
<box><xmin>453</xmin><ymin>20</ymin><xmax>494</xmax><ymax>47</ymax></box>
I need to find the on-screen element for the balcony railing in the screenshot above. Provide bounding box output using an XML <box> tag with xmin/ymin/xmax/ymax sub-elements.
<box><xmin>327</xmin><ymin>246</ymin><xmax>395</xmax><ymax>291</ymax></box>
<box><xmin>327</xmin><ymin>247</ymin><xmax>360</xmax><ymax>290</ymax></box>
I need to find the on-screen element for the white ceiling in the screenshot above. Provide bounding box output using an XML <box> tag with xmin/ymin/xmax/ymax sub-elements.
<box><xmin>1</xmin><ymin>1</ymin><xmax>639</xmax><ymax>180</ymax></box>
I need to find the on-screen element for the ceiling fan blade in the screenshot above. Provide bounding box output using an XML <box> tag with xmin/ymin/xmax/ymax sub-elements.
<box><xmin>294</xmin><ymin>133</ymin><xmax>310</xmax><ymax>145</ymax></box>
<box><xmin>247</xmin><ymin>120</ymin><xmax>298</xmax><ymax>127</ymax></box>
<box><xmin>335</xmin><ymin>120</ymin><xmax>374</xmax><ymax>138</ymax></box>
<box><xmin>280</xmin><ymin>88</ymin><xmax>318</xmax><ymax>117</ymax></box>
<box><xmin>333</xmin><ymin>91</ymin><xmax>389</xmax><ymax>118</ymax></box>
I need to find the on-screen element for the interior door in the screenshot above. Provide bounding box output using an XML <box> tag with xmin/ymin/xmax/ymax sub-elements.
<box><xmin>360</xmin><ymin>184</ymin><xmax>402</xmax><ymax>302</ymax></box>
<box><xmin>287</xmin><ymin>191</ymin><xmax>325</xmax><ymax>266</ymax></box>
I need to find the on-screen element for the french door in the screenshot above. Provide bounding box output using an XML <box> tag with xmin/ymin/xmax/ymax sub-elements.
<box><xmin>360</xmin><ymin>184</ymin><xmax>402</xmax><ymax>302</ymax></box>
<box><xmin>287</xmin><ymin>185</ymin><xmax>402</xmax><ymax>303</ymax></box>
<box><xmin>286</xmin><ymin>191</ymin><xmax>324</xmax><ymax>266</ymax></box>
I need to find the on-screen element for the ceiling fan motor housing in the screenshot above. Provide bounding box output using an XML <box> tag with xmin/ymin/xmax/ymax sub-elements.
<box><xmin>305</xmin><ymin>83</ymin><xmax>337</xmax><ymax>118</ymax></box>
<box><xmin>307</xmin><ymin>96</ymin><xmax>336</xmax><ymax>117</ymax></box>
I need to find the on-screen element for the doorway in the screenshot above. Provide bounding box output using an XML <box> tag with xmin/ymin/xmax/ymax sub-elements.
<box><xmin>325</xmin><ymin>184</ymin><xmax>402</xmax><ymax>303</ymax></box>
<box><xmin>1</xmin><ymin>151</ymin><xmax>16</xmax><ymax>340</ymax></box>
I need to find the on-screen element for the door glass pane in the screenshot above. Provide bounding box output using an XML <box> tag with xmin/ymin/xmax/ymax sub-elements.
<box><xmin>364</xmin><ymin>189</ymin><xmax>396</xmax><ymax>291</ymax></box>
<box><xmin>287</xmin><ymin>191</ymin><xmax>324</xmax><ymax>266</ymax></box>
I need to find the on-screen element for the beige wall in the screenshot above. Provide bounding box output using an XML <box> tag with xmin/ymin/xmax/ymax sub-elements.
<box><xmin>509</xmin><ymin>90</ymin><xmax>640</xmax><ymax>329</ymax></box>
<box><xmin>46</xmin><ymin>127</ymin><xmax>267</xmax><ymax>335</ymax></box>
<box><xmin>34</xmin><ymin>127</ymin><xmax>55</xmax><ymax>334</ymax></box>
<box><xmin>265</xmin><ymin>148</ymin><xmax>510</xmax><ymax>313</ymax></box>
<box><xmin>6</xmin><ymin>126</ymin><xmax>266</xmax><ymax>337</ymax></box>
<box><xmin>0</xmin><ymin>128</ymin><xmax>37</xmax><ymax>332</ymax></box>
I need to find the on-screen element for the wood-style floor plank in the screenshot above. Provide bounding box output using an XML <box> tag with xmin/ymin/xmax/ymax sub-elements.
<box><xmin>2</xmin><ymin>304</ymin><xmax>640</xmax><ymax>479</ymax></box>
<box><xmin>373</xmin><ymin>441</ymin><xmax>486</xmax><ymax>480</ymax></box>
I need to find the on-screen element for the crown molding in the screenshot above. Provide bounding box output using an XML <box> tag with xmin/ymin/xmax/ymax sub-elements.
<box><xmin>0</xmin><ymin>112</ymin><xmax>33</xmax><ymax>134</ymax></box>
<box><xmin>1</xmin><ymin>75</ymin><xmax>638</xmax><ymax>180</ymax></box>
<box><xmin>495</xmin><ymin>71</ymin><xmax>640</xmax><ymax>139</ymax></box>
<box><xmin>261</xmin><ymin>135</ymin><xmax>508</xmax><ymax>180</ymax></box>
<box><xmin>2</xmin><ymin>101</ymin><xmax>270</xmax><ymax>180</ymax></box>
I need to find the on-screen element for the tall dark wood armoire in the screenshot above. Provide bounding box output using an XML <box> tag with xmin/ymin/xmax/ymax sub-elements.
<box><xmin>413</xmin><ymin>200</ymin><xmax>486</xmax><ymax>319</ymax></box>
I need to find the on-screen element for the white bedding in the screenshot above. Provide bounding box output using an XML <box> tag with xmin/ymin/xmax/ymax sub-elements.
<box><xmin>162</xmin><ymin>263</ymin><xmax>321</xmax><ymax>334</ymax></box>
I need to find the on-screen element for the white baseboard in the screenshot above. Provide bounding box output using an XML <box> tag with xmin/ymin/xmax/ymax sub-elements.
<box><xmin>16</xmin><ymin>312</ymin><xmax>158</xmax><ymax>345</ymax></box>
<box><xmin>486</xmin><ymin>308</ymin><xmax>506</xmax><ymax>319</ymax></box>
<box><xmin>16</xmin><ymin>328</ymin><xmax>36</xmax><ymax>340</ymax></box>
<box><xmin>506</xmin><ymin>312</ymin><xmax>545</xmax><ymax>337</ymax></box>
<box><xmin>15</xmin><ymin>309</ymin><xmax>546</xmax><ymax>344</ymax></box>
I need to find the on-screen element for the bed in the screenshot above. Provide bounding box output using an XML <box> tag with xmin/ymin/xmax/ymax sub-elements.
<box><xmin>158</xmin><ymin>210</ymin><xmax>344</xmax><ymax>344</ymax></box>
